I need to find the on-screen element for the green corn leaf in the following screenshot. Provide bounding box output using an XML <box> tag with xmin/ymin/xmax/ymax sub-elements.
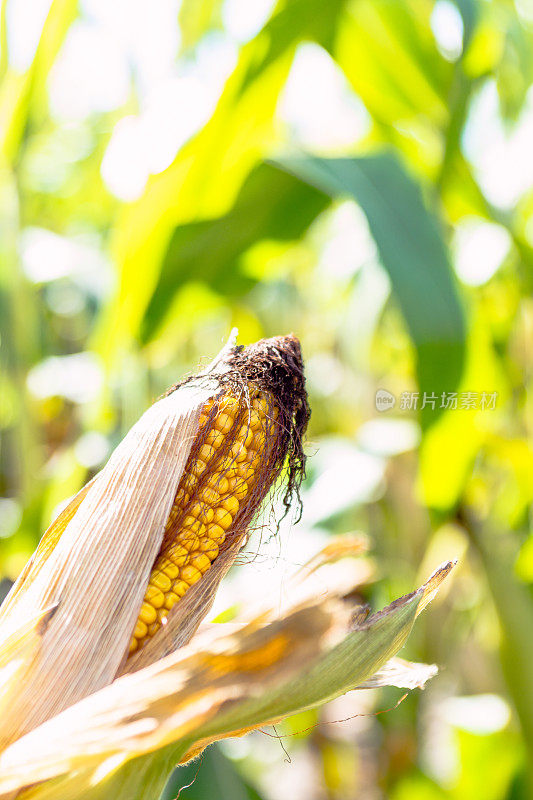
<box><xmin>275</xmin><ymin>153</ymin><xmax>467</xmax><ymax>427</ymax></box>
<box><xmin>95</xmin><ymin>0</ymin><xmax>346</xmax><ymax>363</ymax></box>
<box><xmin>141</xmin><ymin>162</ymin><xmax>330</xmax><ymax>342</ymax></box>
<box><xmin>178</xmin><ymin>0</ymin><xmax>223</xmax><ymax>52</ymax></box>
<box><xmin>335</xmin><ymin>0</ymin><xmax>451</xmax><ymax>129</ymax></box>
<box><xmin>162</xmin><ymin>745</ymin><xmax>264</xmax><ymax>800</ymax></box>
<box><xmin>0</xmin><ymin>0</ymin><xmax>77</xmax><ymax>164</ymax></box>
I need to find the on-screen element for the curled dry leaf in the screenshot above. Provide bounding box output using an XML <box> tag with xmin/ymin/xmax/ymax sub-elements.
<box><xmin>0</xmin><ymin>559</ymin><xmax>455</xmax><ymax>799</ymax></box>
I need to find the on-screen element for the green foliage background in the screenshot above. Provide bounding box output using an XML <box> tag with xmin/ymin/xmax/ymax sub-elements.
<box><xmin>0</xmin><ymin>0</ymin><xmax>531</xmax><ymax>797</ymax></box>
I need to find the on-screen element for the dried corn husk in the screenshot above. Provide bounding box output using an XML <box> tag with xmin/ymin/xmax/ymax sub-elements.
<box><xmin>0</xmin><ymin>381</ymin><xmax>214</xmax><ymax>748</ymax></box>
<box><xmin>0</xmin><ymin>556</ymin><xmax>455</xmax><ymax>800</ymax></box>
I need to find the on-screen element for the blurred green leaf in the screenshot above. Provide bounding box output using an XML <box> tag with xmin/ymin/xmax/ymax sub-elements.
<box><xmin>468</xmin><ymin>517</ymin><xmax>533</xmax><ymax>791</ymax></box>
<box><xmin>97</xmin><ymin>0</ymin><xmax>347</xmax><ymax>362</ymax></box>
<box><xmin>240</xmin><ymin>0</ymin><xmax>344</xmax><ymax>91</ymax></box>
<box><xmin>162</xmin><ymin>745</ymin><xmax>263</xmax><ymax>800</ymax></box>
<box><xmin>454</xmin><ymin>729</ymin><xmax>521</xmax><ymax>800</ymax></box>
<box><xmin>452</xmin><ymin>0</ymin><xmax>479</xmax><ymax>51</ymax></box>
<box><xmin>178</xmin><ymin>0</ymin><xmax>223</xmax><ymax>51</ymax></box>
<box><xmin>276</xmin><ymin>153</ymin><xmax>466</xmax><ymax>424</ymax></box>
<box><xmin>0</xmin><ymin>0</ymin><xmax>77</xmax><ymax>164</ymax></box>
<box><xmin>496</xmin><ymin>16</ymin><xmax>533</xmax><ymax>122</ymax></box>
<box><xmin>418</xmin><ymin>310</ymin><xmax>505</xmax><ymax>511</ymax></box>
<box><xmin>141</xmin><ymin>162</ymin><xmax>330</xmax><ymax>341</ymax></box>
<box><xmin>98</xmin><ymin>43</ymin><xmax>293</xmax><ymax>361</ymax></box>
<box><xmin>335</xmin><ymin>0</ymin><xmax>450</xmax><ymax>128</ymax></box>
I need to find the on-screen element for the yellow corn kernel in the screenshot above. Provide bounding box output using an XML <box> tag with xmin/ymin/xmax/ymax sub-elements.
<box><xmin>133</xmin><ymin>619</ymin><xmax>148</xmax><ymax>640</ymax></box>
<box><xmin>129</xmin><ymin>638</ymin><xmax>138</xmax><ymax>653</ymax></box>
<box><xmin>150</xmin><ymin>571</ymin><xmax>172</xmax><ymax>593</ymax></box>
<box><xmin>236</xmin><ymin>463</ymin><xmax>255</xmax><ymax>482</ymax></box>
<box><xmin>252</xmin><ymin>394</ymin><xmax>270</xmax><ymax>415</ymax></box>
<box><xmin>164</xmin><ymin>591</ymin><xmax>180</xmax><ymax>610</ymax></box>
<box><xmin>248</xmin><ymin>410</ymin><xmax>262</xmax><ymax>430</ymax></box>
<box><xmin>160</xmin><ymin>559</ymin><xmax>180</xmax><ymax>580</ymax></box>
<box><xmin>205</xmin><ymin>473</ymin><xmax>229</xmax><ymax>495</ymax></box>
<box><xmin>228</xmin><ymin>476</ymin><xmax>248</xmax><ymax>500</ymax></box>
<box><xmin>213</xmin><ymin>507</ymin><xmax>233</xmax><ymax>530</ymax></box>
<box><xmin>174</xmin><ymin>579</ymin><xmax>189</xmax><ymax>597</ymax></box>
<box><xmin>175</xmin><ymin>489</ymin><xmax>189</xmax><ymax>506</ymax></box>
<box><xmin>199</xmin><ymin>538</ymin><xmax>219</xmax><ymax>557</ymax></box>
<box><xmin>229</xmin><ymin>442</ymin><xmax>248</xmax><ymax>463</ymax></box>
<box><xmin>139</xmin><ymin>602</ymin><xmax>157</xmax><ymax>626</ymax></box>
<box><xmin>222</xmin><ymin>495</ymin><xmax>239</xmax><ymax>517</ymax></box>
<box><xmin>165</xmin><ymin>544</ymin><xmax>189</xmax><ymax>566</ymax></box>
<box><xmin>206</xmin><ymin>428</ymin><xmax>225</xmax><ymax>448</ymax></box>
<box><xmin>182</xmin><ymin>474</ymin><xmax>197</xmax><ymax>494</ymax></box>
<box><xmin>188</xmin><ymin>501</ymin><xmax>214</xmax><ymax>524</ymax></box>
<box><xmin>217</xmin><ymin>455</ymin><xmax>238</xmax><ymax>474</ymax></box>
<box><xmin>214</xmin><ymin>413</ymin><xmax>234</xmax><ymax>434</ymax></box>
<box><xmin>189</xmin><ymin>552</ymin><xmax>212</xmax><ymax>574</ymax></box>
<box><xmin>206</xmin><ymin>523</ymin><xmax>226</xmax><ymax>543</ymax></box>
<box><xmin>244</xmin><ymin>449</ymin><xmax>261</xmax><ymax>470</ymax></box>
<box><xmin>145</xmin><ymin>585</ymin><xmax>165</xmax><ymax>609</ymax></box>
<box><xmin>225</xmin><ymin>465</ymin><xmax>239</xmax><ymax>482</ymax></box>
<box><xmin>156</xmin><ymin>608</ymin><xmax>168</xmax><ymax>624</ymax></box>
<box><xmin>251</xmin><ymin>431</ymin><xmax>266</xmax><ymax>451</ymax></box>
<box><xmin>245</xmin><ymin>445</ymin><xmax>259</xmax><ymax>462</ymax></box>
<box><xmin>181</xmin><ymin>516</ymin><xmax>205</xmax><ymax>535</ymax></box>
<box><xmin>180</xmin><ymin>564</ymin><xmax>202</xmax><ymax>585</ymax></box>
<box><xmin>237</xmin><ymin>425</ymin><xmax>254</xmax><ymax>447</ymax></box>
<box><xmin>219</xmin><ymin>396</ymin><xmax>240</xmax><ymax>416</ymax></box>
<box><xmin>198</xmin><ymin>487</ymin><xmax>219</xmax><ymax>506</ymax></box>
<box><xmin>198</xmin><ymin>444</ymin><xmax>216</xmax><ymax>462</ymax></box>
<box><xmin>178</xmin><ymin>532</ymin><xmax>200</xmax><ymax>552</ymax></box>
<box><xmin>191</xmin><ymin>458</ymin><xmax>207</xmax><ymax>477</ymax></box>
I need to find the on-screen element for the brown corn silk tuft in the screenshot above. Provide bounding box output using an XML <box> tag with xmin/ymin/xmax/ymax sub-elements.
<box><xmin>129</xmin><ymin>334</ymin><xmax>310</xmax><ymax>653</ymax></box>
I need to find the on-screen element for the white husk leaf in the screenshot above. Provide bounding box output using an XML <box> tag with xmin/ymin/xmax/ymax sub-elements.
<box><xmin>357</xmin><ymin>656</ymin><xmax>438</xmax><ymax>689</ymax></box>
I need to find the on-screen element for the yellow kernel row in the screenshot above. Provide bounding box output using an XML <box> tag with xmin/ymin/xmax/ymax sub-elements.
<box><xmin>128</xmin><ymin>388</ymin><xmax>276</xmax><ymax>654</ymax></box>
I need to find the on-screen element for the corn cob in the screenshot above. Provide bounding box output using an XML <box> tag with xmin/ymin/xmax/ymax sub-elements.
<box><xmin>0</xmin><ymin>334</ymin><xmax>309</xmax><ymax>749</ymax></box>
<box><xmin>129</xmin><ymin>387</ymin><xmax>279</xmax><ymax>653</ymax></box>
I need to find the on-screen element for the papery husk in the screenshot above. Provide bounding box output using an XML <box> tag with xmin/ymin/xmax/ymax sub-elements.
<box><xmin>0</xmin><ymin>560</ymin><xmax>455</xmax><ymax>800</ymax></box>
<box><xmin>0</xmin><ymin>381</ymin><xmax>212</xmax><ymax>748</ymax></box>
